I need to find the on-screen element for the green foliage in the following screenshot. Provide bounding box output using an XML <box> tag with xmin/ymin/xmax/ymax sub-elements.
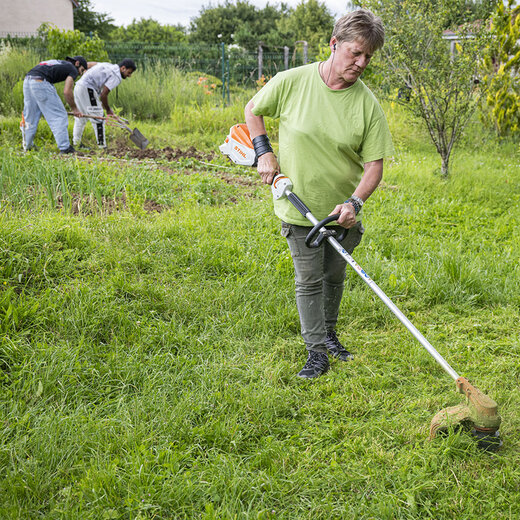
<box><xmin>189</xmin><ymin>0</ymin><xmax>291</xmax><ymax>51</ymax></box>
<box><xmin>109</xmin><ymin>18</ymin><xmax>187</xmax><ymax>43</ymax></box>
<box><xmin>349</xmin><ymin>0</ymin><xmax>498</xmax><ymax>26</ymax></box>
<box><xmin>189</xmin><ymin>0</ymin><xmax>334</xmax><ymax>52</ymax></box>
<box><xmin>112</xmin><ymin>64</ymin><xmax>250</xmax><ymax>122</ymax></box>
<box><xmin>0</xmin><ymin>43</ymin><xmax>39</xmax><ymax>116</ymax></box>
<box><xmin>277</xmin><ymin>0</ymin><xmax>335</xmax><ymax>49</ymax></box>
<box><xmin>363</xmin><ymin>0</ymin><xmax>491</xmax><ymax>177</ymax></box>
<box><xmin>38</xmin><ymin>23</ymin><xmax>108</xmax><ymax>62</ymax></box>
<box><xmin>481</xmin><ymin>0</ymin><xmax>520</xmax><ymax>136</ymax></box>
<box><xmin>73</xmin><ymin>0</ymin><xmax>116</xmax><ymax>39</ymax></box>
<box><xmin>444</xmin><ymin>0</ymin><xmax>498</xmax><ymax>26</ymax></box>
<box><xmin>233</xmin><ymin>4</ymin><xmax>292</xmax><ymax>50</ymax></box>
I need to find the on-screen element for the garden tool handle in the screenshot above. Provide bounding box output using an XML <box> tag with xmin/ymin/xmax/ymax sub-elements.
<box><xmin>305</xmin><ymin>214</ymin><xmax>348</xmax><ymax>248</ymax></box>
<box><xmin>67</xmin><ymin>112</ymin><xmax>107</xmax><ymax>121</ymax></box>
<box><xmin>271</xmin><ymin>176</ymin><xmax>348</xmax><ymax>248</ymax></box>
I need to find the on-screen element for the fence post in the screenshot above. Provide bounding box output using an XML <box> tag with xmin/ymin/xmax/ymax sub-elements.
<box><xmin>295</xmin><ymin>40</ymin><xmax>308</xmax><ymax>66</ymax></box>
<box><xmin>221</xmin><ymin>42</ymin><xmax>226</xmax><ymax>106</ymax></box>
<box><xmin>226</xmin><ymin>58</ymin><xmax>230</xmax><ymax>105</ymax></box>
<box><xmin>258</xmin><ymin>44</ymin><xmax>263</xmax><ymax>80</ymax></box>
<box><xmin>284</xmin><ymin>46</ymin><xmax>289</xmax><ymax>70</ymax></box>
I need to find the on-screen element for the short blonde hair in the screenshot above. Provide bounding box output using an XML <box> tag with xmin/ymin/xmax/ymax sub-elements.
<box><xmin>332</xmin><ymin>9</ymin><xmax>385</xmax><ymax>53</ymax></box>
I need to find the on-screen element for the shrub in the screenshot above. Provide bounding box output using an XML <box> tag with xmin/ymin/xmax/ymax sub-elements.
<box><xmin>481</xmin><ymin>0</ymin><xmax>520</xmax><ymax>136</ymax></box>
<box><xmin>38</xmin><ymin>23</ymin><xmax>108</xmax><ymax>62</ymax></box>
<box><xmin>113</xmin><ymin>63</ymin><xmax>251</xmax><ymax>121</ymax></box>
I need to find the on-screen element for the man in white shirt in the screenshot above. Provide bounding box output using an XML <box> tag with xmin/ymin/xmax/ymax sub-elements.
<box><xmin>73</xmin><ymin>58</ymin><xmax>136</xmax><ymax>148</ymax></box>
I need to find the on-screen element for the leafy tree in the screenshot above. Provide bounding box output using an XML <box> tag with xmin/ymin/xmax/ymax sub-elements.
<box><xmin>189</xmin><ymin>1</ymin><xmax>291</xmax><ymax>51</ymax></box>
<box><xmin>363</xmin><ymin>0</ymin><xmax>492</xmax><ymax>177</ymax></box>
<box><xmin>481</xmin><ymin>0</ymin><xmax>520</xmax><ymax>136</ymax></box>
<box><xmin>38</xmin><ymin>23</ymin><xmax>108</xmax><ymax>61</ymax></box>
<box><xmin>278</xmin><ymin>0</ymin><xmax>334</xmax><ymax>49</ymax></box>
<box><xmin>446</xmin><ymin>0</ymin><xmax>498</xmax><ymax>26</ymax></box>
<box><xmin>73</xmin><ymin>0</ymin><xmax>116</xmax><ymax>39</ymax></box>
<box><xmin>233</xmin><ymin>4</ymin><xmax>293</xmax><ymax>50</ymax></box>
<box><xmin>109</xmin><ymin>18</ymin><xmax>187</xmax><ymax>43</ymax></box>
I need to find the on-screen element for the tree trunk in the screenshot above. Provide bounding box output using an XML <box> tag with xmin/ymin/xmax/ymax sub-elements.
<box><xmin>441</xmin><ymin>153</ymin><xmax>450</xmax><ymax>178</ymax></box>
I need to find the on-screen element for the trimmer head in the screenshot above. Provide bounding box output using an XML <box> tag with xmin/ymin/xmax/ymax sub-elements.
<box><xmin>430</xmin><ymin>377</ymin><xmax>502</xmax><ymax>452</ymax></box>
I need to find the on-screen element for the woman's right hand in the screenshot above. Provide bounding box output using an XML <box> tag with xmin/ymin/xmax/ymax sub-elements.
<box><xmin>257</xmin><ymin>152</ymin><xmax>280</xmax><ymax>185</ymax></box>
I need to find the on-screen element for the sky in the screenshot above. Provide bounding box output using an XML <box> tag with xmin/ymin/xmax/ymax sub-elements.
<box><xmin>90</xmin><ymin>0</ymin><xmax>351</xmax><ymax>29</ymax></box>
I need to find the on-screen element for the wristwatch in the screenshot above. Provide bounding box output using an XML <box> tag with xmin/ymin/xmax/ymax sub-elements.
<box><xmin>345</xmin><ymin>195</ymin><xmax>364</xmax><ymax>215</ymax></box>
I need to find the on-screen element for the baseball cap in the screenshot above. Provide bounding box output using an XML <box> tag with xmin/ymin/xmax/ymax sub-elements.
<box><xmin>66</xmin><ymin>56</ymin><xmax>88</xmax><ymax>70</ymax></box>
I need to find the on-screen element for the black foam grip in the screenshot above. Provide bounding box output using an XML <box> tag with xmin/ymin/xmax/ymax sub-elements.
<box><xmin>287</xmin><ymin>192</ymin><xmax>311</xmax><ymax>217</ymax></box>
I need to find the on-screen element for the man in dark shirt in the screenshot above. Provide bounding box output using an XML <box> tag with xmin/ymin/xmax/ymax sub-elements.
<box><xmin>22</xmin><ymin>56</ymin><xmax>87</xmax><ymax>153</ymax></box>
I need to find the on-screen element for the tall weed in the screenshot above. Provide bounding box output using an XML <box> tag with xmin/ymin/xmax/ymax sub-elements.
<box><xmin>114</xmin><ymin>63</ymin><xmax>251</xmax><ymax>121</ymax></box>
<box><xmin>0</xmin><ymin>43</ymin><xmax>38</xmax><ymax>116</ymax></box>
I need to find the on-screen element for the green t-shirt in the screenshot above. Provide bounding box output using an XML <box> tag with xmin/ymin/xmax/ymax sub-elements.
<box><xmin>251</xmin><ymin>62</ymin><xmax>395</xmax><ymax>226</ymax></box>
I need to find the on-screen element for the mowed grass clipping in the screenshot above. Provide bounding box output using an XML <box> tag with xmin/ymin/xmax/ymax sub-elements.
<box><xmin>0</xmin><ymin>106</ymin><xmax>520</xmax><ymax>519</ymax></box>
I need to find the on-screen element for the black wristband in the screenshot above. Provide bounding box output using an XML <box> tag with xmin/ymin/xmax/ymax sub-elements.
<box><xmin>252</xmin><ymin>134</ymin><xmax>274</xmax><ymax>159</ymax></box>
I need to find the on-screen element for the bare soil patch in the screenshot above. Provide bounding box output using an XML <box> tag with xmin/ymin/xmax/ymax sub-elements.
<box><xmin>109</xmin><ymin>144</ymin><xmax>216</xmax><ymax>162</ymax></box>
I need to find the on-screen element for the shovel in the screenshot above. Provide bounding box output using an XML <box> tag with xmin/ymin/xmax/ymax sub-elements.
<box><xmin>108</xmin><ymin>114</ymin><xmax>149</xmax><ymax>150</ymax></box>
<box><xmin>69</xmin><ymin>113</ymin><xmax>149</xmax><ymax>150</ymax></box>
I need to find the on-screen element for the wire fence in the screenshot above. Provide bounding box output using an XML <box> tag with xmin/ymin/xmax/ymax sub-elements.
<box><xmin>1</xmin><ymin>38</ymin><xmax>321</xmax><ymax>107</ymax></box>
<box><xmin>105</xmin><ymin>42</ymin><xmax>317</xmax><ymax>86</ymax></box>
<box><xmin>2</xmin><ymin>37</ymin><xmax>318</xmax><ymax>86</ymax></box>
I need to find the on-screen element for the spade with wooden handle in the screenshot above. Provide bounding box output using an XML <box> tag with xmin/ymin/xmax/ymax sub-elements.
<box><xmin>69</xmin><ymin>113</ymin><xmax>149</xmax><ymax>150</ymax></box>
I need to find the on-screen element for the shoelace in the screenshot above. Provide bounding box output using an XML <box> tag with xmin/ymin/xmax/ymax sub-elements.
<box><xmin>327</xmin><ymin>331</ymin><xmax>343</xmax><ymax>349</ymax></box>
<box><xmin>303</xmin><ymin>351</ymin><xmax>328</xmax><ymax>369</ymax></box>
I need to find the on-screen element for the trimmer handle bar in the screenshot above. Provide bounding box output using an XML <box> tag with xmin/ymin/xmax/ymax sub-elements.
<box><xmin>272</xmin><ymin>174</ymin><xmax>347</xmax><ymax>248</ymax></box>
<box><xmin>305</xmin><ymin>214</ymin><xmax>348</xmax><ymax>248</ymax></box>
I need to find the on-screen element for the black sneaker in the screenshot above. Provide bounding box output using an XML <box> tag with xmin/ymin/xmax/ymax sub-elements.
<box><xmin>60</xmin><ymin>145</ymin><xmax>76</xmax><ymax>154</ymax></box>
<box><xmin>325</xmin><ymin>330</ymin><xmax>354</xmax><ymax>361</ymax></box>
<box><xmin>297</xmin><ymin>351</ymin><xmax>330</xmax><ymax>379</ymax></box>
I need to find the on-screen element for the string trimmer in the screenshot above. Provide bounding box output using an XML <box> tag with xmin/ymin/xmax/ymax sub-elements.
<box><xmin>220</xmin><ymin>125</ymin><xmax>502</xmax><ymax>451</ymax></box>
<box><xmin>271</xmin><ymin>174</ymin><xmax>502</xmax><ymax>451</ymax></box>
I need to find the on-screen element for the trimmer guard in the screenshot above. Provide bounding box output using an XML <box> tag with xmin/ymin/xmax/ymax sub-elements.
<box><xmin>430</xmin><ymin>377</ymin><xmax>502</xmax><ymax>451</ymax></box>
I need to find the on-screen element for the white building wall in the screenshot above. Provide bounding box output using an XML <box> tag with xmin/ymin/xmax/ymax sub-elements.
<box><xmin>0</xmin><ymin>0</ymin><xmax>75</xmax><ymax>37</ymax></box>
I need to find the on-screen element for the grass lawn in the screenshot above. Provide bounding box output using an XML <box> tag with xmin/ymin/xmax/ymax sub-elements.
<box><xmin>0</xmin><ymin>108</ymin><xmax>519</xmax><ymax>519</ymax></box>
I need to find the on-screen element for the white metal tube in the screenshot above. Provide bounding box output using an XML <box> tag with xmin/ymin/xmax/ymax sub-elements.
<box><xmin>288</xmin><ymin>188</ymin><xmax>460</xmax><ymax>381</ymax></box>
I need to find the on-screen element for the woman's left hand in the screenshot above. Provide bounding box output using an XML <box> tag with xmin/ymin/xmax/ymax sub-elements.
<box><xmin>329</xmin><ymin>202</ymin><xmax>357</xmax><ymax>229</ymax></box>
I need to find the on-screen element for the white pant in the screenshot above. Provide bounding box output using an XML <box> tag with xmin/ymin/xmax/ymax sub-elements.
<box><xmin>73</xmin><ymin>84</ymin><xmax>106</xmax><ymax>147</ymax></box>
